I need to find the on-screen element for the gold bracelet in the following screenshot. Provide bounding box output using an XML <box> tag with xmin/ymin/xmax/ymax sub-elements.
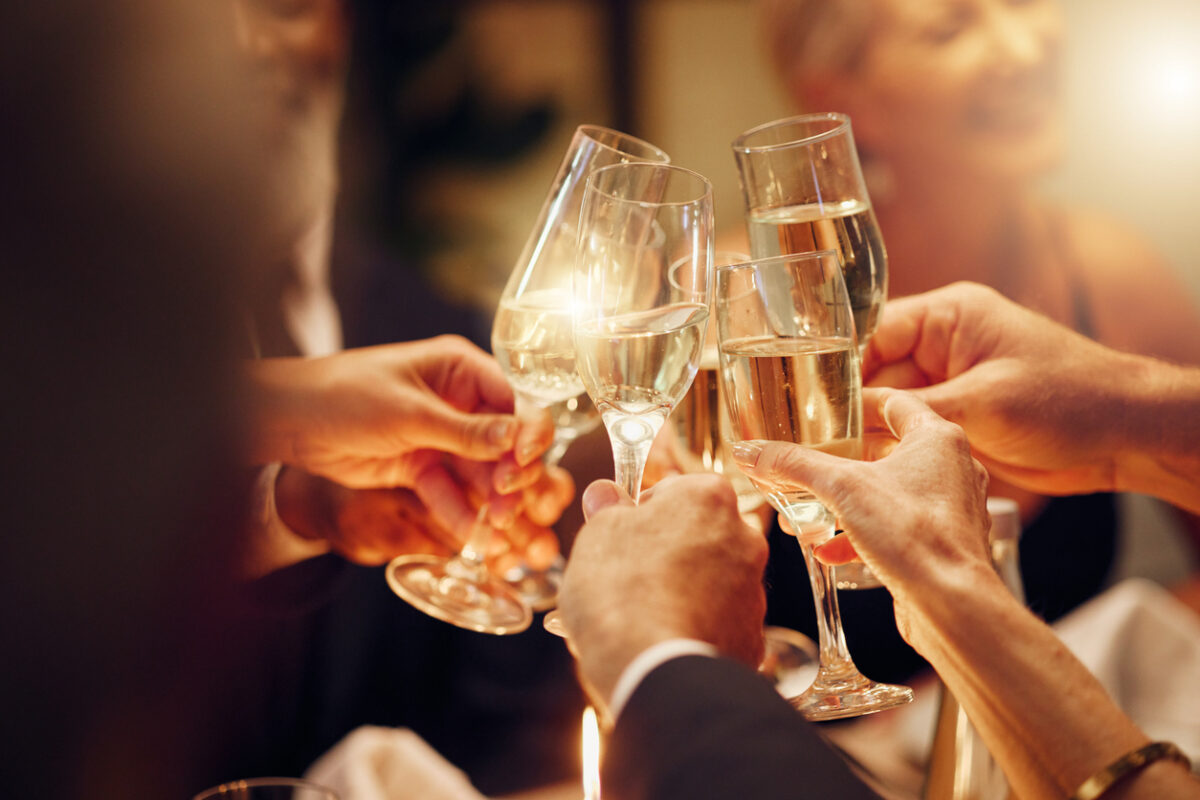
<box><xmin>1070</xmin><ymin>741</ymin><xmax>1192</xmax><ymax>800</ymax></box>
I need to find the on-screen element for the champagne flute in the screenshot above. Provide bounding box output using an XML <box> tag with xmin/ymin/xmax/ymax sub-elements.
<box><xmin>731</xmin><ymin>112</ymin><xmax>887</xmax><ymax>349</ymax></box>
<box><xmin>715</xmin><ymin>250</ymin><xmax>912</xmax><ymax>721</ymax></box>
<box><xmin>573</xmin><ymin>161</ymin><xmax>714</xmax><ymax>503</ymax></box>
<box><xmin>492</xmin><ymin>125</ymin><xmax>669</xmax><ymax>610</ymax></box>
<box><xmin>671</xmin><ymin>251</ymin><xmax>765</xmax><ymax>517</ymax></box>
<box><xmin>733</xmin><ymin>112</ymin><xmax>888</xmax><ymax>590</ymax></box>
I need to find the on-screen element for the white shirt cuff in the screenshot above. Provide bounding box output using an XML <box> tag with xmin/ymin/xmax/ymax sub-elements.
<box><xmin>608</xmin><ymin>639</ymin><xmax>719</xmax><ymax>723</ymax></box>
<box><xmin>242</xmin><ymin>462</ymin><xmax>332</xmax><ymax>579</ymax></box>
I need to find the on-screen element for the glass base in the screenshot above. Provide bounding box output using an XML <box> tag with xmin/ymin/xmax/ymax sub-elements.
<box><xmin>788</xmin><ymin>666</ymin><xmax>913</xmax><ymax>721</ymax></box>
<box><xmin>386</xmin><ymin>554</ymin><xmax>532</xmax><ymax>635</ymax></box>
<box><xmin>504</xmin><ymin>556</ymin><xmax>564</xmax><ymax>612</ymax></box>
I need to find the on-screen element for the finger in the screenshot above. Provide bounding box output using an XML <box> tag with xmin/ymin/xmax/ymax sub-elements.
<box><xmin>523</xmin><ymin>466</ymin><xmax>575</xmax><ymax>527</ymax></box>
<box><xmin>513</xmin><ymin>406</ymin><xmax>555</xmax><ymax>467</ymax></box>
<box><xmin>581</xmin><ymin>479</ymin><xmax>631</xmax><ymax>520</ymax></box>
<box><xmin>410</xmin><ymin>460</ymin><xmax>478</xmax><ymax>545</ymax></box>
<box><xmin>492</xmin><ymin>452</ymin><xmax>544</xmax><ymax>495</ymax></box>
<box><xmin>433</xmin><ymin>335</ymin><xmax>516</xmax><ymax>414</ymax></box>
<box><xmin>406</xmin><ymin>403</ymin><xmax>520</xmax><ymax>462</ymax></box>
<box><xmin>731</xmin><ymin>440</ymin><xmax>849</xmax><ymax>501</ymax></box>
<box><xmin>869</xmin><ymin>389</ymin><xmax>946</xmax><ymax>440</ymax></box>
<box><xmin>813</xmin><ymin>533</ymin><xmax>859</xmax><ymax>565</ymax></box>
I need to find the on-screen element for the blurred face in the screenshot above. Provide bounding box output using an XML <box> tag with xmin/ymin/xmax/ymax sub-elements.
<box><xmin>232</xmin><ymin>0</ymin><xmax>348</xmax><ymax>237</ymax></box>
<box><xmin>232</xmin><ymin>0</ymin><xmax>349</xmax><ymax>141</ymax></box>
<box><xmin>830</xmin><ymin>0</ymin><xmax>1064</xmax><ymax>183</ymax></box>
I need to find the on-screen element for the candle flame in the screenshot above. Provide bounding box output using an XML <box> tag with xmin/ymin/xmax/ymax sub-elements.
<box><xmin>582</xmin><ymin>706</ymin><xmax>601</xmax><ymax>800</ymax></box>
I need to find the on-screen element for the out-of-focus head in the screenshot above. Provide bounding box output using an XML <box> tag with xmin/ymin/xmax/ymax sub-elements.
<box><xmin>232</xmin><ymin>0</ymin><xmax>351</xmax><ymax>235</ymax></box>
<box><xmin>763</xmin><ymin>0</ymin><xmax>1064</xmax><ymax>184</ymax></box>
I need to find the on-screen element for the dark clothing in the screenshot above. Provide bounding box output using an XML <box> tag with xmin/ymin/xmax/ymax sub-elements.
<box><xmin>214</xmin><ymin>230</ymin><xmax>585</xmax><ymax>796</ymax></box>
<box><xmin>605</xmin><ymin>655</ymin><xmax>884</xmax><ymax>800</ymax></box>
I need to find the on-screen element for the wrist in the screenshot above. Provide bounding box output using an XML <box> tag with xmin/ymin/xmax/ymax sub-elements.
<box><xmin>1115</xmin><ymin>360</ymin><xmax>1200</xmax><ymax>513</ymax></box>
<box><xmin>244</xmin><ymin>357</ymin><xmax>322</xmax><ymax>466</ymax></box>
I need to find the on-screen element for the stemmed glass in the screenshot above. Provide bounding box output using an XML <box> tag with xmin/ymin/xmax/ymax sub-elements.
<box><xmin>731</xmin><ymin>112</ymin><xmax>887</xmax><ymax>349</ymax></box>
<box><xmin>491</xmin><ymin>124</ymin><xmax>670</xmax><ymax>609</ymax></box>
<box><xmin>573</xmin><ymin>161</ymin><xmax>714</xmax><ymax>503</ymax></box>
<box><xmin>670</xmin><ymin>251</ymin><xmax>765</xmax><ymax>517</ymax></box>
<box><xmin>715</xmin><ymin>250</ymin><xmax>912</xmax><ymax>720</ymax></box>
<box><xmin>732</xmin><ymin>111</ymin><xmax>888</xmax><ymax>590</ymax></box>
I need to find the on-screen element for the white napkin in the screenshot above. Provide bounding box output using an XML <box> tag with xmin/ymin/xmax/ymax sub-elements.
<box><xmin>1053</xmin><ymin>577</ymin><xmax>1200</xmax><ymax>759</ymax></box>
<box><xmin>303</xmin><ymin>726</ymin><xmax>489</xmax><ymax>800</ymax></box>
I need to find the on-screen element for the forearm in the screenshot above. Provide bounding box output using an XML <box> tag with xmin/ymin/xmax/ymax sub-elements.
<box><xmin>1116</xmin><ymin>361</ymin><xmax>1200</xmax><ymax>514</ymax></box>
<box><xmin>908</xmin><ymin>573</ymin><xmax>1196</xmax><ymax>799</ymax></box>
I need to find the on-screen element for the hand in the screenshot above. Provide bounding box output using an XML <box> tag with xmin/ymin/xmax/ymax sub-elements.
<box><xmin>275</xmin><ymin>464</ymin><xmax>571</xmax><ymax>573</ymax></box>
<box><xmin>247</xmin><ymin>335</ymin><xmax>554</xmax><ymax>489</ymax></box>
<box><xmin>862</xmin><ymin>282</ymin><xmax>1143</xmax><ymax>498</ymax></box>
<box><xmin>732</xmin><ymin>390</ymin><xmax>999</xmax><ymax>652</ymax></box>
<box><xmin>558</xmin><ymin>474</ymin><xmax>768</xmax><ymax>712</ymax></box>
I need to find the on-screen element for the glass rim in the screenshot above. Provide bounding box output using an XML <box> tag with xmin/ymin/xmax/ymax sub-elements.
<box><xmin>193</xmin><ymin>777</ymin><xmax>338</xmax><ymax>799</ymax></box>
<box><xmin>584</xmin><ymin>161</ymin><xmax>713</xmax><ymax>208</ymax></box>
<box><xmin>715</xmin><ymin>249</ymin><xmax>843</xmax><ymax>277</ymax></box>
<box><xmin>575</xmin><ymin>124</ymin><xmax>671</xmax><ymax>164</ymax></box>
<box><xmin>731</xmin><ymin>112</ymin><xmax>851</xmax><ymax>153</ymax></box>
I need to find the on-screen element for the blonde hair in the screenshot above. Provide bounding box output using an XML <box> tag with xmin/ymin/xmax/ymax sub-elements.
<box><xmin>759</xmin><ymin>0</ymin><xmax>875</xmax><ymax>89</ymax></box>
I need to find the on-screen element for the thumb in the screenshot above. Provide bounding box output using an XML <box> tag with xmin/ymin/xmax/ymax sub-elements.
<box><xmin>408</xmin><ymin>401</ymin><xmax>519</xmax><ymax>460</ymax></box>
<box><xmin>581</xmin><ymin>480</ymin><xmax>632</xmax><ymax>520</ymax></box>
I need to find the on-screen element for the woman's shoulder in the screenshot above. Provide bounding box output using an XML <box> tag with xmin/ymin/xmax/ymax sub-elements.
<box><xmin>1045</xmin><ymin>202</ymin><xmax>1200</xmax><ymax>363</ymax></box>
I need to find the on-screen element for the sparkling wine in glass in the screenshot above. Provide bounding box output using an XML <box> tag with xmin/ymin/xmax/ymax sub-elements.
<box><xmin>492</xmin><ymin>125</ymin><xmax>669</xmax><ymax>610</ymax></box>
<box><xmin>716</xmin><ymin>250</ymin><xmax>912</xmax><ymax>721</ymax></box>
<box><xmin>573</xmin><ymin>162</ymin><xmax>714</xmax><ymax>503</ymax></box>
<box><xmin>671</xmin><ymin>252</ymin><xmax>764</xmax><ymax>516</ymax></box>
<box><xmin>732</xmin><ymin>112</ymin><xmax>887</xmax><ymax>349</ymax></box>
<box><xmin>733</xmin><ymin>112</ymin><xmax>889</xmax><ymax>590</ymax></box>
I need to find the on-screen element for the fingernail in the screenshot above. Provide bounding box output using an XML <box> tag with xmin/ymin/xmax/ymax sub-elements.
<box><xmin>581</xmin><ymin>480</ymin><xmax>621</xmax><ymax>521</ymax></box>
<box><xmin>731</xmin><ymin>441</ymin><xmax>763</xmax><ymax>467</ymax></box>
<box><xmin>516</xmin><ymin>439</ymin><xmax>542</xmax><ymax>466</ymax></box>
<box><xmin>490</xmin><ymin>418</ymin><xmax>518</xmax><ymax>448</ymax></box>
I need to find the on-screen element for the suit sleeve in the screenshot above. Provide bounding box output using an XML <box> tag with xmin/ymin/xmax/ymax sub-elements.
<box><xmin>602</xmin><ymin>655</ymin><xmax>884</xmax><ymax>800</ymax></box>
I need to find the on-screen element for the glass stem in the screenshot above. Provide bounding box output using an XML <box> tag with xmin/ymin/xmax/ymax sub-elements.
<box><xmin>453</xmin><ymin>506</ymin><xmax>493</xmax><ymax>581</ymax></box>
<box><xmin>609</xmin><ymin>431</ymin><xmax>653</xmax><ymax>503</ymax></box>
<box><xmin>544</xmin><ymin>427</ymin><xmax>575</xmax><ymax>468</ymax></box>
<box><xmin>798</xmin><ymin>535</ymin><xmax>858</xmax><ymax>679</ymax></box>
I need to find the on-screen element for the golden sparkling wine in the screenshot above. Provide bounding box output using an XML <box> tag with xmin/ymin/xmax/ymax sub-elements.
<box><xmin>574</xmin><ymin>303</ymin><xmax>708</xmax><ymax>424</ymax></box>
<box><xmin>720</xmin><ymin>334</ymin><xmax>862</xmax><ymax>538</ymax></box>
<box><xmin>492</xmin><ymin>288</ymin><xmax>584</xmax><ymax>404</ymax></box>
<box><xmin>747</xmin><ymin>199</ymin><xmax>886</xmax><ymax>343</ymax></box>
<box><xmin>672</xmin><ymin>349</ymin><xmax>762</xmax><ymax>511</ymax></box>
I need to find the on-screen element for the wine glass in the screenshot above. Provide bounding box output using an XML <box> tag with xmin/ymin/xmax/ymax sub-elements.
<box><xmin>670</xmin><ymin>251</ymin><xmax>765</xmax><ymax>517</ymax></box>
<box><xmin>731</xmin><ymin>112</ymin><xmax>887</xmax><ymax>348</ymax></box>
<box><xmin>732</xmin><ymin>111</ymin><xmax>888</xmax><ymax>590</ymax></box>
<box><xmin>573</xmin><ymin>161</ymin><xmax>714</xmax><ymax>503</ymax></box>
<box><xmin>492</xmin><ymin>124</ymin><xmax>669</xmax><ymax>610</ymax></box>
<box><xmin>715</xmin><ymin>250</ymin><xmax>912</xmax><ymax>721</ymax></box>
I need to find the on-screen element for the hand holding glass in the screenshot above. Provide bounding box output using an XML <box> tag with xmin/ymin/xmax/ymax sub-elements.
<box><xmin>716</xmin><ymin>250</ymin><xmax>912</xmax><ymax>720</ymax></box>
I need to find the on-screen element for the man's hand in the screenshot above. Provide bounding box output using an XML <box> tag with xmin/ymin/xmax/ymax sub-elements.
<box><xmin>558</xmin><ymin>474</ymin><xmax>768</xmax><ymax>710</ymax></box>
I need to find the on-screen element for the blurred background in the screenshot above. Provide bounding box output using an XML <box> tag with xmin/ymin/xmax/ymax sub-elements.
<box><xmin>350</xmin><ymin>0</ymin><xmax>1200</xmax><ymax>587</ymax></box>
<box><xmin>385</xmin><ymin>0</ymin><xmax>1200</xmax><ymax>302</ymax></box>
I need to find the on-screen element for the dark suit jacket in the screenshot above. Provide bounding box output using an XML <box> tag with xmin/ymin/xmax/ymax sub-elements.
<box><xmin>603</xmin><ymin>655</ymin><xmax>884</xmax><ymax>800</ymax></box>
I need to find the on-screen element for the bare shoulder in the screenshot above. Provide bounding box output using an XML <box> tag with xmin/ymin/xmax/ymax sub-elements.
<box><xmin>1054</xmin><ymin>205</ymin><xmax>1200</xmax><ymax>364</ymax></box>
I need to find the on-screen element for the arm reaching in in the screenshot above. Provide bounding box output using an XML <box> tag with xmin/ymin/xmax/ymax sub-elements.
<box><xmin>734</xmin><ymin>391</ymin><xmax>1199</xmax><ymax>800</ymax></box>
<box><xmin>864</xmin><ymin>282</ymin><xmax>1200</xmax><ymax>513</ymax></box>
